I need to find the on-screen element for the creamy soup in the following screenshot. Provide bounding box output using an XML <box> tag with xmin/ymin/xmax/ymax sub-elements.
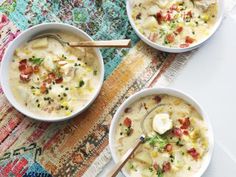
<box><xmin>9</xmin><ymin>32</ymin><xmax>101</xmax><ymax>118</ymax></box>
<box><xmin>131</xmin><ymin>0</ymin><xmax>218</xmax><ymax>48</ymax></box>
<box><xmin>115</xmin><ymin>94</ymin><xmax>209</xmax><ymax>177</ymax></box>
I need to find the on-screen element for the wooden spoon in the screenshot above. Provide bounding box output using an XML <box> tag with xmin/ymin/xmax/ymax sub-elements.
<box><xmin>31</xmin><ymin>33</ymin><xmax>131</xmax><ymax>48</ymax></box>
<box><xmin>108</xmin><ymin>104</ymin><xmax>168</xmax><ymax>177</ymax></box>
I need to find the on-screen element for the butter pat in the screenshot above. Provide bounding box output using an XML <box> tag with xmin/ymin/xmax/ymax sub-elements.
<box><xmin>152</xmin><ymin>113</ymin><xmax>173</xmax><ymax>134</ymax></box>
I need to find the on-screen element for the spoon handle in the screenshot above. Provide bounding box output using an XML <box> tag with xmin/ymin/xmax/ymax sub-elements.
<box><xmin>107</xmin><ymin>135</ymin><xmax>145</xmax><ymax>177</ymax></box>
<box><xmin>68</xmin><ymin>39</ymin><xmax>131</xmax><ymax>48</ymax></box>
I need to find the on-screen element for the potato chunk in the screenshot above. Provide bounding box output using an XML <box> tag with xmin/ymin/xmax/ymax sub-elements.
<box><xmin>31</xmin><ymin>38</ymin><xmax>48</xmax><ymax>48</ymax></box>
<box><xmin>134</xmin><ymin>151</ymin><xmax>153</xmax><ymax>165</ymax></box>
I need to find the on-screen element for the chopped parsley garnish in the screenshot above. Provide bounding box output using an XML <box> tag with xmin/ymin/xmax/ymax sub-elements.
<box><xmin>149</xmin><ymin>167</ymin><xmax>154</xmax><ymax>172</ymax></box>
<box><xmin>145</xmin><ymin>134</ymin><xmax>167</xmax><ymax>149</ymax></box>
<box><xmin>157</xmin><ymin>168</ymin><xmax>164</xmax><ymax>177</ymax></box>
<box><xmin>29</xmin><ymin>56</ymin><xmax>44</xmax><ymax>65</ymax></box>
<box><xmin>77</xmin><ymin>80</ymin><xmax>85</xmax><ymax>88</ymax></box>
<box><xmin>170</xmin><ymin>154</ymin><xmax>175</xmax><ymax>162</ymax></box>
<box><xmin>127</xmin><ymin>162</ymin><xmax>137</xmax><ymax>171</ymax></box>
<box><xmin>176</xmin><ymin>139</ymin><xmax>184</xmax><ymax>146</ymax></box>
<box><xmin>62</xmin><ymin>54</ymin><xmax>67</xmax><ymax>59</ymax></box>
<box><xmin>159</xmin><ymin>28</ymin><xmax>166</xmax><ymax>38</ymax></box>
<box><xmin>170</xmin><ymin>21</ymin><xmax>176</xmax><ymax>29</ymax></box>
<box><xmin>93</xmin><ymin>70</ymin><xmax>97</xmax><ymax>75</ymax></box>
<box><xmin>124</xmin><ymin>127</ymin><xmax>133</xmax><ymax>136</ymax></box>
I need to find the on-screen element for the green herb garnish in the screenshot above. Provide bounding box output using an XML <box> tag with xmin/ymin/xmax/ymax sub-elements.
<box><xmin>170</xmin><ymin>21</ymin><xmax>176</xmax><ymax>29</ymax></box>
<box><xmin>145</xmin><ymin>134</ymin><xmax>167</xmax><ymax>149</ymax></box>
<box><xmin>176</xmin><ymin>139</ymin><xmax>184</xmax><ymax>146</ymax></box>
<box><xmin>124</xmin><ymin>127</ymin><xmax>133</xmax><ymax>136</ymax></box>
<box><xmin>78</xmin><ymin>80</ymin><xmax>85</xmax><ymax>88</ymax></box>
<box><xmin>93</xmin><ymin>70</ymin><xmax>97</xmax><ymax>75</ymax></box>
<box><xmin>149</xmin><ymin>167</ymin><xmax>154</xmax><ymax>172</ymax></box>
<box><xmin>62</xmin><ymin>54</ymin><xmax>67</xmax><ymax>60</ymax></box>
<box><xmin>29</xmin><ymin>56</ymin><xmax>44</xmax><ymax>65</ymax></box>
<box><xmin>170</xmin><ymin>154</ymin><xmax>175</xmax><ymax>162</ymax></box>
<box><xmin>159</xmin><ymin>28</ymin><xmax>166</xmax><ymax>38</ymax></box>
<box><xmin>157</xmin><ymin>168</ymin><xmax>164</xmax><ymax>177</ymax></box>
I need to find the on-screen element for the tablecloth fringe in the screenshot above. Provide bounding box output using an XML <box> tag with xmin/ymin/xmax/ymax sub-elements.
<box><xmin>155</xmin><ymin>51</ymin><xmax>194</xmax><ymax>87</ymax></box>
<box><xmin>82</xmin><ymin>146</ymin><xmax>111</xmax><ymax>177</ymax></box>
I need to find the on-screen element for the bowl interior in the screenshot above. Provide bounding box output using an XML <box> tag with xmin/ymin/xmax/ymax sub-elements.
<box><xmin>126</xmin><ymin>0</ymin><xmax>224</xmax><ymax>53</ymax></box>
<box><xmin>0</xmin><ymin>23</ymin><xmax>104</xmax><ymax>122</ymax></box>
<box><xmin>109</xmin><ymin>87</ymin><xmax>214</xmax><ymax>177</ymax></box>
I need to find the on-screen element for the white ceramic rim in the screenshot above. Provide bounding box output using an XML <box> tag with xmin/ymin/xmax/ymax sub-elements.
<box><xmin>126</xmin><ymin>0</ymin><xmax>224</xmax><ymax>53</ymax></box>
<box><xmin>109</xmin><ymin>87</ymin><xmax>214</xmax><ymax>177</ymax></box>
<box><xmin>0</xmin><ymin>22</ymin><xmax>104</xmax><ymax>122</ymax></box>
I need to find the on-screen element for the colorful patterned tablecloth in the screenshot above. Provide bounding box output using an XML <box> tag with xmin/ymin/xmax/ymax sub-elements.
<box><xmin>0</xmin><ymin>0</ymin><xmax>208</xmax><ymax>176</ymax></box>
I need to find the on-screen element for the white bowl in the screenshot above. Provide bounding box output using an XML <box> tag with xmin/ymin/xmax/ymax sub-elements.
<box><xmin>109</xmin><ymin>87</ymin><xmax>214</xmax><ymax>177</ymax></box>
<box><xmin>0</xmin><ymin>23</ymin><xmax>104</xmax><ymax>122</ymax></box>
<box><xmin>126</xmin><ymin>0</ymin><xmax>224</xmax><ymax>53</ymax></box>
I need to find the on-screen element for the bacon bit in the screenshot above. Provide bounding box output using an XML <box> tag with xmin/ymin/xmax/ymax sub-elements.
<box><xmin>172</xmin><ymin>127</ymin><xmax>182</xmax><ymax>137</ymax></box>
<box><xmin>187</xmin><ymin>148</ymin><xmax>199</xmax><ymax>160</ymax></box>
<box><xmin>22</xmin><ymin>66</ymin><xmax>33</xmax><ymax>75</ymax></box>
<box><xmin>47</xmin><ymin>78</ymin><xmax>53</xmax><ymax>84</ymax></box>
<box><xmin>55</xmin><ymin>77</ymin><xmax>63</xmax><ymax>84</ymax></box>
<box><xmin>165</xmin><ymin>13</ymin><xmax>171</xmax><ymax>21</ymax></box>
<box><xmin>156</xmin><ymin>12</ymin><xmax>163</xmax><ymax>24</ymax></box>
<box><xmin>162</xmin><ymin>162</ymin><xmax>171</xmax><ymax>172</ymax></box>
<box><xmin>176</xmin><ymin>26</ymin><xmax>183</xmax><ymax>33</ymax></box>
<box><xmin>123</xmin><ymin>117</ymin><xmax>132</xmax><ymax>128</ymax></box>
<box><xmin>170</xmin><ymin>4</ymin><xmax>177</xmax><ymax>11</ymax></box>
<box><xmin>33</xmin><ymin>66</ymin><xmax>39</xmax><ymax>73</ymax></box>
<box><xmin>19</xmin><ymin>64</ymin><xmax>27</xmax><ymax>71</ymax></box>
<box><xmin>124</xmin><ymin>107</ymin><xmax>131</xmax><ymax>113</ymax></box>
<box><xmin>136</xmin><ymin>13</ymin><xmax>142</xmax><ymax>20</ymax></box>
<box><xmin>165</xmin><ymin>144</ymin><xmax>173</xmax><ymax>152</ymax></box>
<box><xmin>166</xmin><ymin>34</ymin><xmax>175</xmax><ymax>43</ymax></box>
<box><xmin>40</xmin><ymin>83</ymin><xmax>47</xmax><ymax>94</ymax></box>
<box><xmin>187</xmin><ymin>11</ymin><xmax>193</xmax><ymax>18</ymax></box>
<box><xmin>153</xmin><ymin>95</ymin><xmax>162</xmax><ymax>104</ymax></box>
<box><xmin>19</xmin><ymin>59</ymin><xmax>27</xmax><ymax>65</ymax></box>
<box><xmin>179</xmin><ymin>43</ymin><xmax>189</xmax><ymax>48</ymax></box>
<box><xmin>183</xmin><ymin>130</ymin><xmax>189</xmax><ymax>135</ymax></box>
<box><xmin>48</xmin><ymin>73</ymin><xmax>56</xmax><ymax>80</ymax></box>
<box><xmin>179</xmin><ymin>118</ymin><xmax>190</xmax><ymax>129</ymax></box>
<box><xmin>153</xmin><ymin>162</ymin><xmax>159</xmax><ymax>170</ymax></box>
<box><xmin>20</xmin><ymin>73</ymin><xmax>30</xmax><ymax>82</ymax></box>
<box><xmin>185</xmin><ymin>36</ymin><xmax>195</xmax><ymax>44</ymax></box>
<box><xmin>178</xmin><ymin>118</ymin><xmax>184</xmax><ymax>124</ymax></box>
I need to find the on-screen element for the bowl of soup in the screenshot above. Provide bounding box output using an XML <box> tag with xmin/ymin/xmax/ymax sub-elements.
<box><xmin>109</xmin><ymin>87</ymin><xmax>214</xmax><ymax>177</ymax></box>
<box><xmin>126</xmin><ymin>0</ymin><xmax>224</xmax><ymax>52</ymax></box>
<box><xmin>0</xmin><ymin>23</ymin><xmax>104</xmax><ymax>121</ymax></box>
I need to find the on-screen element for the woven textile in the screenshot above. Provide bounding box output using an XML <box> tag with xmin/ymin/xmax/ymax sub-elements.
<box><xmin>0</xmin><ymin>0</ymin><xmax>192</xmax><ymax>176</ymax></box>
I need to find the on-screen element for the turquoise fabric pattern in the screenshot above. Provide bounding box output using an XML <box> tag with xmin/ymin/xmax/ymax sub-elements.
<box><xmin>0</xmin><ymin>0</ymin><xmax>140</xmax><ymax>78</ymax></box>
